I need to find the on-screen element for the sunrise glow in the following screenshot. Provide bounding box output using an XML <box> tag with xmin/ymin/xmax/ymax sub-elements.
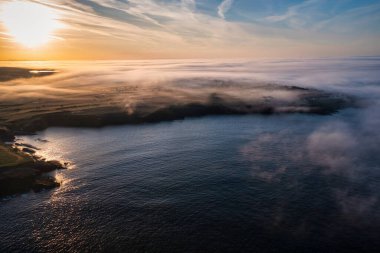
<box><xmin>0</xmin><ymin>1</ymin><xmax>62</xmax><ymax>48</ymax></box>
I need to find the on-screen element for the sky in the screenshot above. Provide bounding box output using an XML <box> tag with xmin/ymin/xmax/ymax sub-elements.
<box><xmin>0</xmin><ymin>0</ymin><xmax>379</xmax><ymax>60</ymax></box>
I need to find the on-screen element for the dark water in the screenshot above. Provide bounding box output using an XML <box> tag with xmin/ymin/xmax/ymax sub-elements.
<box><xmin>1</xmin><ymin>111</ymin><xmax>380</xmax><ymax>253</ymax></box>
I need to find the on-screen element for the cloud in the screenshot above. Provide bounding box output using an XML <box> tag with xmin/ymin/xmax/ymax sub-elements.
<box><xmin>217</xmin><ymin>0</ymin><xmax>234</xmax><ymax>19</ymax></box>
<box><xmin>0</xmin><ymin>0</ymin><xmax>379</xmax><ymax>59</ymax></box>
<box><xmin>265</xmin><ymin>0</ymin><xmax>320</xmax><ymax>29</ymax></box>
<box><xmin>335</xmin><ymin>190</ymin><xmax>379</xmax><ymax>218</ymax></box>
<box><xmin>265</xmin><ymin>0</ymin><xmax>319</xmax><ymax>23</ymax></box>
<box><xmin>240</xmin><ymin>132</ymin><xmax>297</xmax><ymax>182</ymax></box>
<box><xmin>20</xmin><ymin>0</ymin><xmax>260</xmax><ymax>58</ymax></box>
<box><xmin>181</xmin><ymin>0</ymin><xmax>196</xmax><ymax>11</ymax></box>
<box><xmin>306</xmin><ymin>122</ymin><xmax>357</xmax><ymax>174</ymax></box>
<box><xmin>0</xmin><ymin>58</ymin><xmax>363</xmax><ymax>134</ymax></box>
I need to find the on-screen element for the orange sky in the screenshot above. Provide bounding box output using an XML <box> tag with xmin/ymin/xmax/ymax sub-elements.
<box><xmin>1</xmin><ymin>0</ymin><xmax>379</xmax><ymax>61</ymax></box>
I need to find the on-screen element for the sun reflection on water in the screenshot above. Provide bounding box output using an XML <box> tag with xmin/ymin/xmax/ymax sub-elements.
<box><xmin>17</xmin><ymin>136</ymin><xmax>75</xmax><ymax>170</ymax></box>
<box><xmin>15</xmin><ymin>134</ymin><xmax>78</xmax><ymax>199</ymax></box>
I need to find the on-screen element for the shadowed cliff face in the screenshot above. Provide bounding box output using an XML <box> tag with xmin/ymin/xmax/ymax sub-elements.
<box><xmin>0</xmin><ymin>59</ymin><xmax>365</xmax><ymax>132</ymax></box>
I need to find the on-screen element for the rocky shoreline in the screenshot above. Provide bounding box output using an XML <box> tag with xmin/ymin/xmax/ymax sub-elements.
<box><xmin>0</xmin><ymin>127</ymin><xmax>66</xmax><ymax>197</ymax></box>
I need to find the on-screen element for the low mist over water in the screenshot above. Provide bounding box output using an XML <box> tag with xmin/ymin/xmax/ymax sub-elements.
<box><xmin>1</xmin><ymin>58</ymin><xmax>380</xmax><ymax>252</ymax></box>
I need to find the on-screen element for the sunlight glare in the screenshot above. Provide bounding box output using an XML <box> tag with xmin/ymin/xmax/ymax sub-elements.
<box><xmin>0</xmin><ymin>1</ymin><xmax>62</xmax><ymax>48</ymax></box>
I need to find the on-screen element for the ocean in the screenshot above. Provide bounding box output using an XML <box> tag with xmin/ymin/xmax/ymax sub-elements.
<box><xmin>0</xmin><ymin>58</ymin><xmax>379</xmax><ymax>252</ymax></box>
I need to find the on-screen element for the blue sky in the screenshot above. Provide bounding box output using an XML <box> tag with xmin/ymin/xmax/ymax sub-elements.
<box><xmin>0</xmin><ymin>0</ymin><xmax>379</xmax><ymax>59</ymax></box>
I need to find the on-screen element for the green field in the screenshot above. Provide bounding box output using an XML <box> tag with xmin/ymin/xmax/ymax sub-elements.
<box><xmin>0</xmin><ymin>145</ymin><xmax>30</xmax><ymax>168</ymax></box>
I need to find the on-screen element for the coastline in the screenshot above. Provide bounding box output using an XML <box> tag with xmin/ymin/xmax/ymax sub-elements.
<box><xmin>0</xmin><ymin>81</ymin><xmax>359</xmax><ymax>197</ymax></box>
<box><xmin>0</xmin><ymin>127</ymin><xmax>65</xmax><ymax>197</ymax></box>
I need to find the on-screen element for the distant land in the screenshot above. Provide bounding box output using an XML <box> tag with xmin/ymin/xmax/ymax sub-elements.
<box><xmin>0</xmin><ymin>65</ymin><xmax>359</xmax><ymax>196</ymax></box>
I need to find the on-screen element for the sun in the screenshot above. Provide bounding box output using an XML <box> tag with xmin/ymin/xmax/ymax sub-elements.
<box><xmin>0</xmin><ymin>0</ymin><xmax>62</xmax><ymax>48</ymax></box>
